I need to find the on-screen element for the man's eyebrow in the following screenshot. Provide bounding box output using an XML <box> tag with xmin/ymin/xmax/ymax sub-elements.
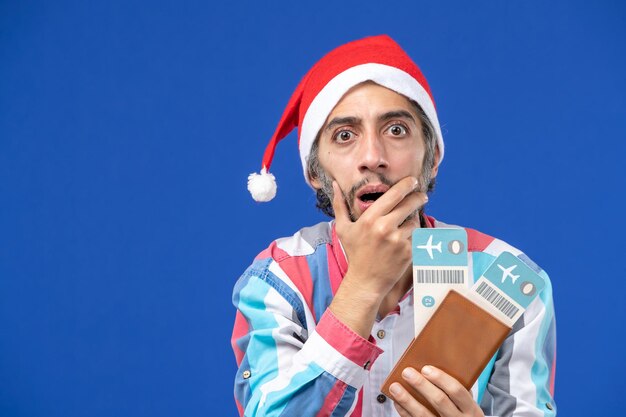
<box><xmin>324</xmin><ymin>116</ymin><xmax>361</xmax><ymax>132</ymax></box>
<box><xmin>378</xmin><ymin>110</ymin><xmax>416</xmax><ymax>123</ymax></box>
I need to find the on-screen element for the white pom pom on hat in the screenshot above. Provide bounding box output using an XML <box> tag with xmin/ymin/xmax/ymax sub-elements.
<box><xmin>247</xmin><ymin>168</ymin><xmax>276</xmax><ymax>202</ymax></box>
<box><xmin>248</xmin><ymin>34</ymin><xmax>444</xmax><ymax>202</ymax></box>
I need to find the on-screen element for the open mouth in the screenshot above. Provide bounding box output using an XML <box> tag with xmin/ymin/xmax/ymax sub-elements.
<box><xmin>355</xmin><ymin>184</ymin><xmax>390</xmax><ymax>206</ymax></box>
<box><xmin>358</xmin><ymin>192</ymin><xmax>384</xmax><ymax>203</ymax></box>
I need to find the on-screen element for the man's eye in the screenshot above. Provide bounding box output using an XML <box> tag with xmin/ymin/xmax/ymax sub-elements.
<box><xmin>334</xmin><ymin>130</ymin><xmax>354</xmax><ymax>142</ymax></box>
<box><xmin>388</xmin><ymin>124</ymin><xmax>407</xmax><ymax>136</ymax></box>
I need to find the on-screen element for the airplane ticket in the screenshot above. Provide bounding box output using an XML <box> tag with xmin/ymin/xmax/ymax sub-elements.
<box><xmin>412</xmin><ymin>228</ymin><xmax>469</xmax><ymax>336</ymax></box>
<box><xmin>469</xmin><ymin>251</ymin><xmax>546</xmax><ymax>327</ymax></box>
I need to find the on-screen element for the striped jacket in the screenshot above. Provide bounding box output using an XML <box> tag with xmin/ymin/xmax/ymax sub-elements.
<box><xmin>231</xmin><ymin>216</ymin><xmax>556</xmax><ymax>416</ymax></box>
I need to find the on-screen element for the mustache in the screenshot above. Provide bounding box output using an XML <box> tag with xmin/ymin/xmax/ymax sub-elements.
<box><xmin>340</xmin><ymin>174</ymin><xmax>395</xmax><ymax>221</ymax></box>
<box><xmin>346</xmin><ymin>174</ymin><xmax>395</xmax><ymax>204</ymax></box>
<box><xmin>314</xmin><ymin>166</ymin><xmax>429</xmax><ymax>223</ymax></box>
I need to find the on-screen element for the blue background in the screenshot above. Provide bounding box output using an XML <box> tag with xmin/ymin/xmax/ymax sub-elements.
<box><xmin>1</xmin><ymin>1</ymin><xmax>625</xmax><ymax>416</ymax></box>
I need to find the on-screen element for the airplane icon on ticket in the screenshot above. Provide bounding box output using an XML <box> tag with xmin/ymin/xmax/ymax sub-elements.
<box><xmin>497</xmin><ymin>264</ymin><xmax>520</xmax><ymax>284</ymax></box>
<box><xmin>416</xmin><ymin>235</ymin><xmax>442</xmax><ymax>260</ymax></box>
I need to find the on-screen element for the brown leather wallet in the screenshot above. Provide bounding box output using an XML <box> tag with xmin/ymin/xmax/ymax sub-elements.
<box><xmin>380</xmin><ymin>289</ymin><xmax>511</xmax><ymax>416</ymax></box>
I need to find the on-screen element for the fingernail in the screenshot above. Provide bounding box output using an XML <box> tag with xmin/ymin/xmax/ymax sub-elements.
<box><xmin>389</xmin><ymin>383</ymin><xmax>401</xmax><ymax>396</ymax></box>
<box><xmin>402</xmin><ymin>367</ymin><xmax>419</xmax><ymax>380</ymax></box>
<box><xmin>422</xmin><ymin>365</ymin><xmax>433</xmax><ymax>375</ymax></box>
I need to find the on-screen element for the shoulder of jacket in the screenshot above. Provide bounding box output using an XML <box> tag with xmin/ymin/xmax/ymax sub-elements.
<box><xmin>434</xmin><ymin>218</ymin><xmax>544</xmax><ymax>275</ymax></box>
<box><xmin>254</xmin><ymin>221</ymin><xmax>333</xmax><ymax>262</ymax></box>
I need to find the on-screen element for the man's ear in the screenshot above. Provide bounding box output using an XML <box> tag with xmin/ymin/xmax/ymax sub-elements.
<box><xmin>309</xmin><ymin>174</ymin><xmax>322</xmax><ymax>190</ymax></box>
<box><xmin>430</xmin><ymin>146</ymin><xmax>441</xmax><ymax>178</ymax></box>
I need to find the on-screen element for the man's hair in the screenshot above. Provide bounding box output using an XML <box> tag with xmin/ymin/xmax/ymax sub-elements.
<box><xmin>306</xmin><ymin>100</ymin><xmax>438</xmax><ymax>218</ymax></box>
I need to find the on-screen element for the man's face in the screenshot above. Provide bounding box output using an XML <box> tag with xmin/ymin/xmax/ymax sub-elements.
<box><xmin>310</xmin><ymin>82</ymin><xmax>438</xmax><ymax>220</ymax></box>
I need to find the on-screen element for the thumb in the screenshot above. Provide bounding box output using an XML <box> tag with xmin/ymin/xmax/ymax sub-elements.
<box><xmin>331</xmin><ymin>181</ymin><xmax>350</xmax><ymax>224</ymax></box>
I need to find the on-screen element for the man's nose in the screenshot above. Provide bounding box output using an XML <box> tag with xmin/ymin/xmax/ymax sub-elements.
<box><xmin>358</xmin><ymin>131</ymin><xmax>388</xmax><ymax>172</ymax></box>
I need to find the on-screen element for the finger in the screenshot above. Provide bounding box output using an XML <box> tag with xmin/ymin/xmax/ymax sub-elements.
<box><xmin>361</xmin><ymin>176</ymin><xmax>418</xmax><ymax>219</ymax></box>
<box><xmin>331</xmin><ymin>181</ymin><xmax>351</xmax><ymax>224</ymax></box>
<box><xmin>401</xmin><ymin>367</ymin><xmax>460</xmax><ymax>416</ymax></box>
<box><xmin>392</xmin><ymin>401</ymin><xmax>412</xmax><ymax>417</ymax></box>
<box><xmin>398</xmin><ymin>214</ymin><xmax>421</xmax><ymax>240</ymax></box>
<box><xmin>389</xmin><ymin>382</ymin><xmax>435</xmax><ymax>417</ymax></box>
<box><xmin>421</xmin><ymin>365</ymin><xmax>476</xmax><ymax>413</ymax></box>
<box><xmin>391</xmin><ymin>197</ymin><xmax>423</xmax><ymax>243</ymax></box>
<box><xmin>384</xmin><ymin>191</ymin><xmax>428</xmax><ymax>228</ymax></box>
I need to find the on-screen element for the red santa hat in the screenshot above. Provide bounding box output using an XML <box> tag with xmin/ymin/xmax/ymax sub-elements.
<box><xmin>248</xmin><ymin>34</ymin><xmax>444</xmax><ymax>202</ymax></box>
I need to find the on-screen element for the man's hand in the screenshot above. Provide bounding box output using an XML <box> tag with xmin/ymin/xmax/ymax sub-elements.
<box><xmin>328</xmin><ymin>176</ymin><xmax>428</xmax><ymax>338</ymax></box>
<box><xmin>389</xmin><ymin>366</ymin><xmax>485</xmax><ymax>417</ymax></box>
<box><xmin>334</xmin><ymin>176</ymin><xmax>426</xmax><ymax>295</ymax></box>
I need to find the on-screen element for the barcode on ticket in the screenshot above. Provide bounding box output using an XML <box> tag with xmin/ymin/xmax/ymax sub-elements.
<box><xmin>475</xmin><ymin>281</ymin><xmax>519</xmax><ymax>319</ymax></box>
<box><xmin>415</xmin><ymin>269</ymin><xmax>465</xmax><ymax>284</ymax></box>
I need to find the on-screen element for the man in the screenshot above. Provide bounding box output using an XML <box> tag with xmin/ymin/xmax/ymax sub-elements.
<box><xmin>233</xmin><ymin>35</ymin><xmax>556</xmax><ymax>417</ymax></box>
